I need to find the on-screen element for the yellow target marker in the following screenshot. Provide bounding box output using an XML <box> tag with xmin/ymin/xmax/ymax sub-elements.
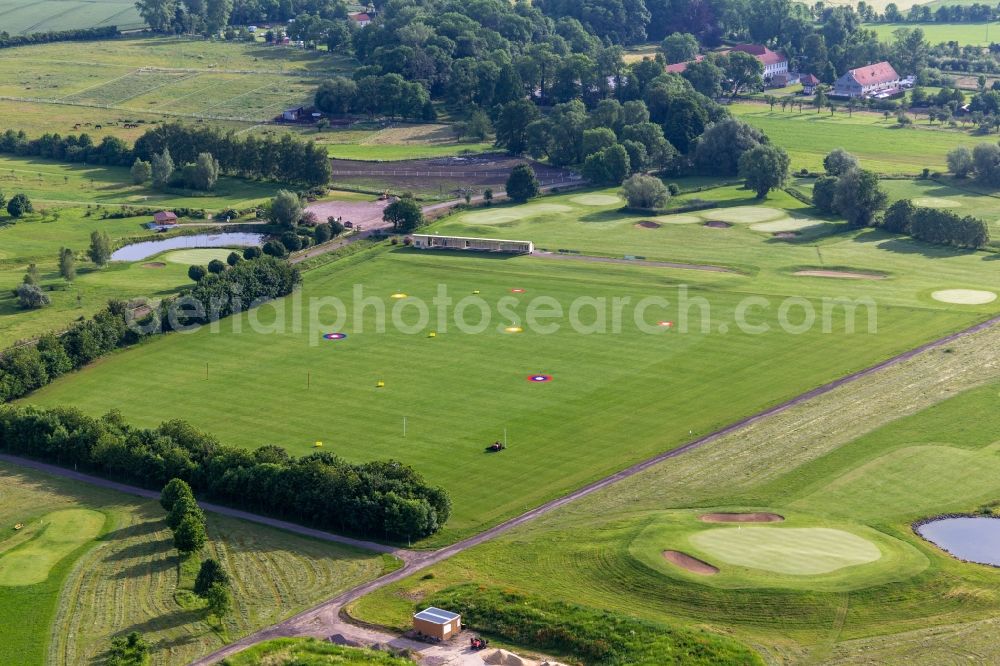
<box><xmin>391</xmin><ymin>292</ymin><xmax>407</xmax><ymax>299</ymax></box>
<box><xmin>428</xmin><ymin>331</ymin><xmax>437</xmax><ymax>338</ymax></box>
<box><xmin>504</xmin><ymin>326</ymin><xmax>523</xmax><ymax>334</ymax></box>
<box><xmin>376</xmin><ymin>380</ymin><xmax>385</xmax><ymax>388</ymax></box>
<box><xmin>314</xmin><ymin>441</ymin><xmax>323</xmax><ymax>448</ymax></box>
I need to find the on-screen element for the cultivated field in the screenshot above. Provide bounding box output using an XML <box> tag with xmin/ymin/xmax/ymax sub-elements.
<box><xmin>0</xmin><ymin>37</ymin><xmax>352</xmax><ymax>123</ymax></box>
<box><xmin>731</xmin><ymin>103</ymin><xmax>981</xmax><ymax>173</ymax></box>
<box><xmin>0</xmin><ymin>461</ymin><xmax>393</xmax><ymax>666</ymax></box>
<box><xmin>349</xmin><ymin>317</ymin><xmax>1000</xmax><ymax>663</ymax></box>
<box><xmin>24</xmin><ymin>184</ymin><xmax>1000</xmax><ymax>545</ymax></box>
<box><xmin>0</xmin><ymin>0</ymin><xmax>143</xmax><ymax>34</ymax></box>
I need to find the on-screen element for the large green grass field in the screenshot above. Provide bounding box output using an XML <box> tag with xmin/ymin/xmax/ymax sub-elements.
<box><xmin>731</xmin><ymin>102</ymin><xmax>981</xmax><ymax>173</ymax></box>
<box><xmin>0</xmin><ymin>0</ymin><xmax>144</xmax><ymax>34</ymax></box>
<box><xmin>349</xmin><ymin>319</ymin><xmax>1000</xmax><ymax>663</ymax></box>
<box><xmin>869</xmin><ymin>22</ymin><xmax>998</xmax><ymax>45</ymax></box>
<box><xmin>23</xmin><ymin>185</ymin><xmax>1000</xmax><ymax>545</ymax></box>
<box><xmin>0</xmin><ymin>461</ymin><xmax>394</xmax><ymax>666</ymax></box>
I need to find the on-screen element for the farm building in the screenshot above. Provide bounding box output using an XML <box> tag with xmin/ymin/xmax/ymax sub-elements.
<box><xmin>282</xmin><ymin>107</ymin><xmax>305</xmax><ymax>121</ymax></box>
<box><xmin>153</xmin><ymin>211</ymin><xmax>177</xmax><ymax>225</ymax></box>
<box><xmin>833</xmin><ymin>62</ymin><xmax>900</xmax><ymax>99</ymax></box>
<box><xmin>665</xmin><ymin>55</ymin><xmax>704</xmax><ymax>74</ymax></box>
<box><xmin>350</xmin><ymin>12</ymin><xmax>372</xmax><ymax>27</ymax></box>
<box><xmin>730</xmin><ymin>44</ymin><xmax>788</xmax><ymax>80</ymax></box>
<box><xmin>800</xmin><ymin>74</ymin><xmax>820</xmax><ymax>94</ymax></box>
<box><xmin>413</xmin><ymin>607</ymin><xmax>461</xmax><ymax>641</ymax></box>
<box><xmin>410</xmin><ymin>234</ymin><xmax>534</xmax><ymax>254</ymax></box>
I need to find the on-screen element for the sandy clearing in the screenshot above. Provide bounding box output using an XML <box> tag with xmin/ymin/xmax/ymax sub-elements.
<box><xmin>699</xmin><ymin>512</ymin><xmax>785</xmax><ymax>523</ymax></box>
<box><xmin>794</xmin><ymin>270</ymin><xmax>886</xmax><ymax>280</ymax></box>
<box><xmin>932</xmin><ymin>289</ymin><xmax>998</xmax><ymax>305</ymax></box>
<box><xmin>663</xmin><ymin>550</ymin><xmax>719</xmax><ymax>575</ymax></box>
<box><xmin>304</xmin><ymin>198</ymin><xmax>391</xmax><ymax>230</ymax></box>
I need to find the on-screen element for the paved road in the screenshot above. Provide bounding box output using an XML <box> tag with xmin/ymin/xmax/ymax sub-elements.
<box><xmin>7</xmin><ymin>314</ymin><xmax>999</xmax><ymax>663</ymax></box>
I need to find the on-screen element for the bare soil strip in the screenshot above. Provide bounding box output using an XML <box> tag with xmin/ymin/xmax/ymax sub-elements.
<box><xmin>699</xmin><ymin>512</ymin><xmax>784</xmax><ymax>523</ymax></box>
<box><xmin>663</xmin><ymin>550</ymin><xmax>719</xmax><ymax>575</ymax></box>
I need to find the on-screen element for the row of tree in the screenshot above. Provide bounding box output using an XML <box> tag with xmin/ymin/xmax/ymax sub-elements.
<box><xmin>882</xmin><ymin>200</ymin><xmax>991</xmax><ymax>248</ymax></box>
<box><xmin>315</xmin><ymin>74</ymin><xmax>435</xmax><ymax>121</ymax></box>
<box><xmin>947</xmin><ymin>143</ymin><xmax>1000</xmax><ymax>186</ymax></box>
<box><xmin>0</xmin><ymin>130</ymin><xmax>131</xmax><ymax>166</ymax></box>
<box><xmin>133</xmin><ymin>123</ymin><xmax>331</xmax><ymax>187</ymax></box>
<box><xmin>0</xmin><ymin>26</ymin><xmax>119</xmax><ymax>49</ymax></box>
<box><xmin>132</xmin><ymin>150</ymin><xmax>221</xmax><ymax>192</ymax></box>
<box><xmin>0</xmin><ymin>406</ymin><xmax>451</xmax><ymax>540</ymax></box>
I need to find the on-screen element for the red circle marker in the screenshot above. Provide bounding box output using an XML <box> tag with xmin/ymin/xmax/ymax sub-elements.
<box><xmin>657</xmin><ymin>321</ymin><xmax>673</xmax><ymax>328</ymax></box>
<box><xmin>511</xmin><ymin>288</ymin><xmax>526</xmax><ymax>293</ymax></box>
<box><xmin>527</xmin><ymin>374</ymin><xmax>552</xmax><ymax>383</ymax></box>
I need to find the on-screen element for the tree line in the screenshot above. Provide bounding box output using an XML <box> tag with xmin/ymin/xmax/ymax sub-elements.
<box><xmin>0</xmin><ymin>406</ymin><xmax>451</xmax><ymax>541</ymax></box>
<box><xmin>0</xmin><ymin>256</ymin><xmax>298</xmax><ymax>403</ymax></box>
<box><xmin>134</xmin><ymin>123</ymin><xmax>331</xmax><ymax>187</ymax></box>
<box><xmin>0</xmin><ymin>26</ymin><xmax>119</xmax><ymax>49</ymax></box>
<box><xmin>882</xmin><ymin>200</ymin><xmax>991</xmax><ymax>248</ymax></box>
<box><xmin>0</xmin><ymin>129</ymin><xmax>132</xmax><ymax>166</ymax></box>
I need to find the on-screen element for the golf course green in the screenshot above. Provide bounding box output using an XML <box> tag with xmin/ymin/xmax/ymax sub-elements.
<box><xmin>0</xmin><ymin>509</ymin><xmax>105</xmax><ymax>586</ymax></box>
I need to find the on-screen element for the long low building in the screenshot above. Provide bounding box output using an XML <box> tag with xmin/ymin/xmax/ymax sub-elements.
<box><xmin>410</xmin><ymin>234</ymin><xmax>534</xmax><ymax>254</ymax></box>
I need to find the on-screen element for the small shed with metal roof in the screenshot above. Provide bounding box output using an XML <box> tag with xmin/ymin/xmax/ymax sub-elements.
<box><xmin>412</xmin><ymin>606</ymin><xmax>462</xmax><ymax>640</ymax></box>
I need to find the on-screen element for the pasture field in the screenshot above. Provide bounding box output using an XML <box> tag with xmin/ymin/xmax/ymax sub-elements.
<box><xmin>0</xmin><ymin>154</ymin><xmax>280</xmax><ymax>209</ymax></box>
<box><xmin>0</xmin><ymin>0</ymin><xmax>143</xmax><ymax>34</ymax></box>
<box><xmin>869</xmin><ymin>22</ymin><xmax>997</xmax><ymax>45</ymax></box>
<box><xmin>730</xmin><ymin>102</ymin><xmax>981</xmax><ymax>173</ymax></box>
<box><xmin>23</xmin><ymin>185</ymin><xmax>1000</xmax><ymax>544</ymax></box>
<box><xmin>0</xmin><ymin>461</ymin><xmax>393</xmax><ymax>666</ymax></box>
<box><xmin>350</xmin><ymin>321</ymin><xmax>1000</xmax><ymax>664</ymax></box>
<box><xmin>0</xmin><ymin>37</ymin><xmax>352</xmax><ymax>123</ymax></box>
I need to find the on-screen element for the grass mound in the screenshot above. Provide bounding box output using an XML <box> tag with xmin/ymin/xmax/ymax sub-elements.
<box><xmin>704</xmin><ymin>206</ymin><xmax>785</xmax><ymax>224</ymax></box>
<box><xmin>427</xmin><ymin>584</ymin><xmax>763</xmax><ymax>665</ymax></box>
<box><xmin>0</xmin><ymin>509</ymin><xmax>105</xmax><ymax>586</ymax></box>
<box><xmin>749</xmin><ymin>218</ymin><xmax>827</xmax><ymax>233</ymax></box>
<box><xmin>219</xmin><ymin>638</ymin><xmax>412</xmax><ymax>665</ymax></box>
<box><xmin>571</xmin><ymin>194</ymin><xmax>622</xmax><ymax>206</ymax></box>
<box><xmin>689</xmin><ymin>527</ymin><xmax>881</xmax><ymax>575</ymax></box>
<box><xmin>931</xmin><ymin>289</ymin><xmax>997</xmax><ymax>305</ymax></box>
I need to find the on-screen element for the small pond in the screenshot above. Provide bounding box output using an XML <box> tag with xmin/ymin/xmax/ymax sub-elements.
<box><xmin>917</xmin><ymin>517</ymin><xmax>1000</xmax><ymax>566</ymax></box>
<box><xmin>111</xmin><ymin>233</ymin><xmax>265</xmax><ymax>262</ymax></box>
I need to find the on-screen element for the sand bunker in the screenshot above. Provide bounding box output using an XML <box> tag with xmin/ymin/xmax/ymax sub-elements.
<box><xmin>700</xmin><ymin>512</ymin><xmax>784</xmax><ymax>523</ymax></box>
<box><xmin>794</xmin><ymin>270</ymin><xmax>886</xmax><ymax>280</ymax></box>
<box><xmin>463</xmin><ymin>203</ymin><xmax>572</xmax><ymax>225</ymax></box>
<box><xmin>932</xmin><ymin>289</ymin><xmax>997</xmax><ymax>305</ymax></box>
<box><xmin>703</xmin><ymin>220</ymin><xmax>732</xmax><ymax>229</ymax></box>
<box><xmin>651</xmin><ymin>214</ymin><xmax>702</xmax><ymax>225</ymax></box>
<box><xmin>141</xmin><ymin>262</ymin><xmax>166</xmax><ymax>268</ymax></box>
<box><xmin>571</xmin><ymin>194</ymin><xmax>622</xmax><ymax>206</ymax></box>
<box><xmin>773</xmin><ymin>232</ymin><xmax>797</xmax><ymax>239</ymax></box>
<box><xmin>913</xmin><ymin>197</ymin><xmax>961</xmax><ymax>209</ymax></box>
<box><xmin>704</xmin><ymin>206</ymin><xmax>785</xmax><ymax>224</ymax></box>
<box><xmin>635</xmin><ymin>220</ymin><xmax>661</xmax><ymax>229</ymax></box>
<box><xmin>750</xmin><ymin>218</ymin><xmax>826</xmax><ymax>233</ymax></box>
<box><xmin>663</xmin><ymin>550</ymin><xmax>719</xmax><ymax>575</ymax></box>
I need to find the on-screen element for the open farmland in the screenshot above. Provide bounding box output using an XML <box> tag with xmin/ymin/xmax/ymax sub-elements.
<box><xmin>0</xmin><ymin>37</ymin><xmax>353</xmax><ymax>122</ymax></box>
<box><xmin>24</xmin><ymin>185</ymin><xmax>1000</xmax><ymax>545</ymax></box>
<box><xmin>0</xmin><ymin>460</ymin><xmax>393</xmax><ymax>666</ymax></box>
<box><xmin>350</xmin><ymin>316</ymin><xmax>1000</xmax><ymax>664</ymax></box>
<box><xmin>0</xmin><ymin>0</ymin><xmax>143</xmax><ymax>34</ymax></box>
<box><xmin>730</xmin><ymin>102</ymin><xmax>981</xmax><ymax>173</ymax></box>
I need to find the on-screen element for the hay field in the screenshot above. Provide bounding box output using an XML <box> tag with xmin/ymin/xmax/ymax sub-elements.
<box><xmin>869</xmin><ymin>22</ymin><xmax>997</xmax><ymax>45</ymax></box>
<box><xmin>0</xmin><ymin>461</ymin><xmax>392</xmax><ymax>666</ymax></box>
<box><xmin>23</xmin><ymin>184</ymin><xmax>1000</xmax><ymax>544</ymax></box>
<box><xmin>350</xmin><ymin>318</ymin><xmax>1000</xmax><ymax>663</ymax></box>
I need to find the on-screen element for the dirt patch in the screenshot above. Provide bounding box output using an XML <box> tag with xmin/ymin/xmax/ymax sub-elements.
<box><xmin>663</xmin><ymin>550</ymin><xmax>719</xmax><ymax>575</ymax></box>
<box><xmin>704</xmin><ymin>221</ymin><xmax>731</xmax><ymax>229</ymax></box>
<box><xmin>699</xmin><ymin>512</ymin><xmax>785</xmax><ymax>523</ymax></box>
<box><xmin>635</xmin><ymin>220</ymin><xmax>661</xmax><ymax>229</ymax></box>
<box><xmin>794</xmin><ymin>270</ymin><xmax>886</xmax><ymax>280</ymax></box>
<box><xmin>305</xmin><ymin>198</ymin><xmax>390</xmax><ymax>231</ymax></box>
<box><xmin>773</xmin><ymin>232</ymin><xmax>797</xmax><ymax>239</ymax></box>
<box><xmin>141</xmin><ymin>262</ymin><xmax>166</xmax><ymax>268</ymax></box>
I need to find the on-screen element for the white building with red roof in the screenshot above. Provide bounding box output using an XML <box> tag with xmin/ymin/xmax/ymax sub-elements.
<box><xmin>665</xmin><ymin>55</ymin><xmax>704</xmax><ymax>74</ymax></box>
<box><xmin>730</xmin><ymin>44</ymin><xmax>788</xmax><ymax>79</ymax></box>
<box><xmin>834</xmin><ymin>62</ymin><xmax>900</xmax><ymax>98</ymax></box>
<box><xmin>350</xmin><ymin>12</ymin><xmax>371</xmax><ymax>27</ymax></box>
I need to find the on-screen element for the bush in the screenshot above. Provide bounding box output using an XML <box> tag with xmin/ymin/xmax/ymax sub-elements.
<box><xmin>226</xmin><ymin>251</ymin><xmax>242</xmax><ymax>267</ymax></box>
<box><xmin>881</xmin><ymin>199</ymin><xmax>915</xmax><ymax>234</ymax></box>
<box><xmin>280</xmin><ymin>232</ymin><xmax>303</xmax><ymax>252</ymax></box>
<box><xmin>16</xmin><ymin>283</ymin><xmax>49</xmax><ymax>309</ymax></box>
<box><xmin>621</xmin><ymin>174</ymin><xmax>669</xmax><ymax>209</ymax></box>
<box><xmin>262</xmin><ymin>240</ymin><xmax>287</xmax><ymax>257</ymax></box>
<box><xmin>243</xmin><ymin>246</ymin><xmax>262</xmax><ymax>260</ymax></box>
<box><xmin>7</xmin><ymin>193</ymin><xmax>33</xmax><ymax>218</ymax></box>
<box><xmin>207</xmin><ymin>259</ymin><xmax>226</xmax><ymax>274</ymax></box>
<box><xmin>910</xmin><ymin>207</ymin><xmax>990</xmax><ymax>248</ymax></box>
<box><xmin>188</xmin><ymin>265</ymin><xmax>207</xmax><ymax>282</ymax></box>
<box><xmin>505</xmin><ymin>164</ymin><xmax>540</xmax><ymax>203</ymax></box>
